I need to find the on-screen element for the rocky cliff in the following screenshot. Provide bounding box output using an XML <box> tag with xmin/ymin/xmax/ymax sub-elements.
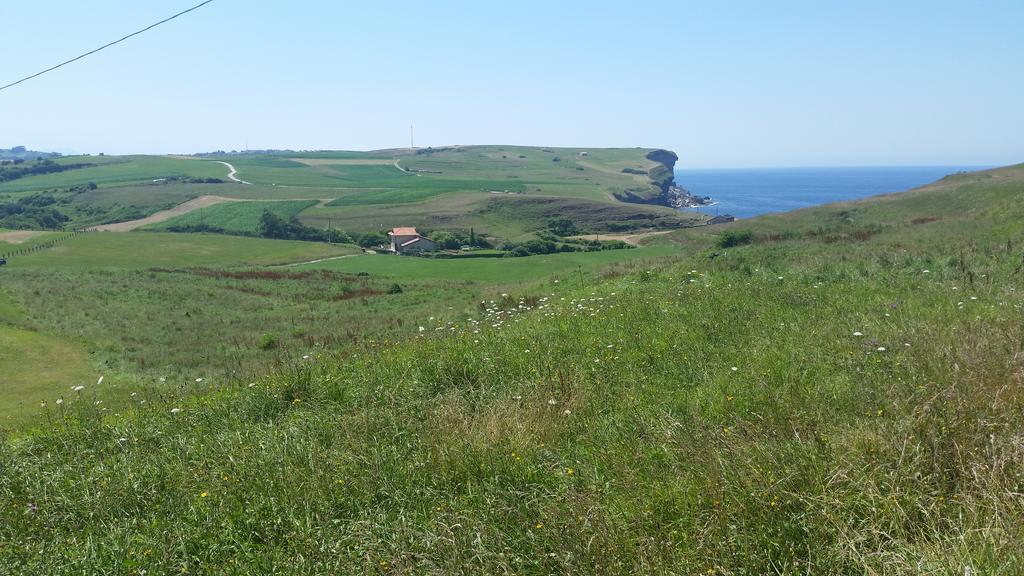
<box><xmin>613</xmin><ymin>149</ymin><xmax>711</xmax><ymax>208</ymax></box>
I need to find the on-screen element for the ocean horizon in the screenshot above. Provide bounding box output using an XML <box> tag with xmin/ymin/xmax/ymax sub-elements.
<box><xmin>675</xmin><ymin>166</ymin><xmax>991</xmax><ymax>219</ymax></box>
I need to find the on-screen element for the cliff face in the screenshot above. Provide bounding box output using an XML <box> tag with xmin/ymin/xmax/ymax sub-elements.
<box><xmin>614</xmin><ymin>149</ymin><xmax>711</xmax><ymax>208</ymax></box>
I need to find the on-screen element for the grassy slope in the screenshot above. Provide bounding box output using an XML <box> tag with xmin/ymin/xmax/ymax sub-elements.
<box><xmin>5</xmin><ymin>232</ymin><xmax>358</xmax><ymax>269</ymax></box>
<box><xmin>1</xmin><ymin>148</ymin><xmax>696</xmax><ymax>240</ymax></box>
<box><xmin>0</xmin><ymin>156</ymin><xmax>227</xmax><ymax>194</ymax></box>
<box><xmin>302</xmin><ymin>246</ymin><xmax>679</xmax><ymax>281</ymax></box>
<box><xmin>3</xmin><ymin>165</ymin><xmax>1023</xmax><ymax>572</ymax></box>
<box><xmin>0</xmin><ymin>235</ymin><xmax>675</xmax><ymax>425</ymax></box>
<box><xmin>146</xmin><ymin>200</ymin><xmax>320</xmax><ymax>233</ymax></box>
<box><xmin>0</xmin><ymin>326</ymin><xmax>95</xmax><ymax>422</ymax></box>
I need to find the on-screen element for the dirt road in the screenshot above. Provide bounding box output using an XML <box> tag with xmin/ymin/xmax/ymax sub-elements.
<box><xmin>215</xmin><ymin>161</ymin><xmax>251</xmax><ymax>185</ymax></box>
<box><xmin>89</xmin><ymin>195</ymin><xmax>243</xmax><ymax>231</ymax></box>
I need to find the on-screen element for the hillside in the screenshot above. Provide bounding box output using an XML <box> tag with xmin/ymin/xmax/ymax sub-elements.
<box><xmin>0</xmin><ymin>147</ymin><xmax>704</xmax><ymax>240</ymax></box>
<box><xmin>2</xmin><ymin>165</ymin><xmax>1022</xmax><ymax>572</ymax></box>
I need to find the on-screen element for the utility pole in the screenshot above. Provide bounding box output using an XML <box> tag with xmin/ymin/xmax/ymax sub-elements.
<box><xmin>410</xmin><ymin>125</ymin><xmax>414</xmax><ymax>150</ymax></box>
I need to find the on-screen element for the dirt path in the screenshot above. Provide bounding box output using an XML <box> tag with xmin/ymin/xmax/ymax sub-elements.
<box><xmin>215</xmin><ymin>161</ymin><xmax>252</xmax><ymax>185</ymax></box>
<box><xmin>89</xmin><ymin>195</ymin><xmax>246</xmax><ymax>232</ymax></box>
<box><xmin>0</xmin><ymin>230</ymin><xmax>45</xmax><ymax>244</ymax></box>
<box><xmin>271</xmin><ymin>253</ymin><xmax>363</xmax><ymax>268</ymax></box>
<box><xmin>568</xmin><ymin>230</ymin><xmax>675</xmax><ymax>246</ymax></box>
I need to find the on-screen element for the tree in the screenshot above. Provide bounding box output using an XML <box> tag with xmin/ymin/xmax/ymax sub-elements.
<box><xmin>257</xmin><ymin>210</ymin><xmax>290</xmax><ymax>239</ymax></box>
<box><xmin>548</xmin><ymin>217</ymin><xmax>578</xmax><ymax>237</ymax></box>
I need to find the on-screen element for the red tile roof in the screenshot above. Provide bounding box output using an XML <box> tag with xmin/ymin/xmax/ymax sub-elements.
<box><xmin>390</xmin><ymin>227</ymin><xmax>419</xmax><ymax>236</ymax></box>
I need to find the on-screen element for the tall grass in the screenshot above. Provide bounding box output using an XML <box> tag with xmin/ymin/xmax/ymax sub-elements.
<box><xmin>2</xmin><ymin>231</ymin><xmax>1021</xmax><ymax>573</ymax></box>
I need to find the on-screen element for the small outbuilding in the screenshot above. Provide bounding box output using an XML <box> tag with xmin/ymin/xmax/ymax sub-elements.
<box><xmin>388</xmin><ymin>227</ymin><xmax>437</xmax><ymax>254</ymax></box>
<box><xmin>708</xmin><ymin>214</ymin><xmax>737</xmax><ymax>225</ymax></box>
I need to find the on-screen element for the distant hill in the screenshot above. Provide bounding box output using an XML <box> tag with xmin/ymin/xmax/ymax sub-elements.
<box><xmin>0</xmin><ymin>146</ymin><xmax>62</xmax><ymax>161</ymax></box>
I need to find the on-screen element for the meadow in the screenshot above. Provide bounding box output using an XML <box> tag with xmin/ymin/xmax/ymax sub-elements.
<box><xmin>0</xmin><ymin>232</ymin><xmax>679</xmax><ymax>426</ymax></box>
<box><xmin>0</xmin><ymin>147</ymin><xmax>695</xmax><ymax>242</ymax></box>
<box><xmin>146</xmin><ymin>200</ymin><xmax>320</xmax><ymax>234</ymax></box>
<box><xmin>4</xmin><ymin>231</ymin><xmax>358</xmax><ymax>269</ymax></box>
<box><xmin>1</xmin><ymin>164</ymin><xmax>1022</xmax><ymax>572</ymax></box>
<box><xmin>0</xmin><ymin>155</ymin><xmax>227</xmax><ymax>194</ymax></box>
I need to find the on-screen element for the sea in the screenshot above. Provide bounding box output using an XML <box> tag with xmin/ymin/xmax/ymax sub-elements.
<box><xmin>674</xmin><ymin>166</ymin><xmax>989</xmax><ymax>219</ymax></box>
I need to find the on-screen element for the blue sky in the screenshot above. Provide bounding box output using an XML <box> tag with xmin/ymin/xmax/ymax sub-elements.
<box><xmin>2</xmin><ymin>0</ymin><xmax>1021</xmax><ymax>167</ymax></box>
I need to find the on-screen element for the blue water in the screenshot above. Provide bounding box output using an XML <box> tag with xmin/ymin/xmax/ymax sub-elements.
<box><xmin>675</xmin><ymin>166</ymin><xmax>988</xmax><ymax>219</ymax></box>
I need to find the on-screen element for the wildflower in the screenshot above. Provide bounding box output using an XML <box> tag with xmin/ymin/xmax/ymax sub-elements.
<box><xmin>55</xmin><ymin>398</ymin><xmax>63</xmax><ymax>405</ymax></box>
<box><xmin>853</xmin><ymin>331</ymin><xmax>863</xmax><ymax>336</ymax></box>
<box><xmin>247</xmin><ymin>382</ymin><xmax>256</xmax><ymax>388</ymax></box>
<box><xmin>418</xmin><ymin>326</ymin><xmax>425</xmax><ymax>332</ymax></box>
<box><xmin>96</xmin><ymin>376</ymin><xmax>104</xmax><ymax>386</ymax></box>
<box><xmin>195</xmin><ymin>378</ymin><xmax>204</xmax><ymax>383</ymax></box>
<box><xmin>27</xmin><ymin>503</ymin><xmax>37</xmax><ymax>514</ymax></box>
<box><xmin>535</xmin><ymin>522</ymin><xmax>544</xmax><ymax>529</ymax></box>
<box><xmin>726</xmin><ymin>395</ymin><xmax>734</xmax><ymax>401</ymax></box>
<box><xmin>72</xmin><ymin>385</ymin><xmax>85</xmax><ymax>392</ymax></box>
<box><xmin>200</xmin><ymin>491</ymin><xmax>209</xmax><ymax>498</ymax></box>
<box><xmin>562</xmin><ymin>409</ymin><xmax>571</xmax><ymax>416</ymax></box>
<box><xmin>292</xmin><ymin>398</ymin><xmax>302</xmax><ymax>405</ymax></box>
<box><xmin>547</xmin><ymin>398</ymin><xmax>558</xmax><ymax>406</ymax></box>
<box><xmin>730</xmin><ymin>367</ymin><xmax>738</xmax><ymax>372</ymax></box>
<box><xmin>566</xmin><ymin>467</ymin><xmax>574</xmax><ymax>475</ymax></box>
<box><xmin>877</xmin><ymin>347</ymin><xmax>886</xmax><ymax>352</ymax></box>
<box><xmin>170</xmin><ymin>408</ymin><xmax>182</xmax><ymax>414</ymax></box>
<box><xmin>302</xmin><ymin>354</ymin><xmax>311</xmax><ymax>360</ymax></box>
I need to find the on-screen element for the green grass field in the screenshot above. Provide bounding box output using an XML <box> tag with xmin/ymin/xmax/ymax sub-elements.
<box><xmin>5</xmin><ymin>232</ymin><xmax>358</xmax><ymax>269</ymax></box>
<box><xmin>0</xmin><ymin>325</ymin><xmax>96</xmax><ymax>422</ymax></box>
<box><xmin>1</xmin><ymin>148</ymin><xmax>697</xmax><ymax>243</ymax></box>
<box><xmin>303</xmin><ymin>245</ymin><xmax>679</xmax><ymax>282</ymax></box>
<box><xmin>0</xmin><ymin>156</ymin><xmax>228</xmax><ymax>194</ymax></box>
<box><xmin>146</xmin><ymin>200</ymin><xmax>320</xmax><ymax>233</ymax></box>
<box><xmin>2</xmin><ymin>164</ymin><xmax>1023</xmax><ymax>572</ymax></box>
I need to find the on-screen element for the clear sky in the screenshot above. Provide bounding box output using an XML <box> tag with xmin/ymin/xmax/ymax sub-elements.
<box><xmin>2</xmin><ymin>0</ymin><xmax>1022</xmax><ymax>168</ymax></box>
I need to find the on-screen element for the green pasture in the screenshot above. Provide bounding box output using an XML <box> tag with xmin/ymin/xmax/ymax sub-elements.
<box><xmin>4</xmin><ymin>232</ymin><xmax>359</xmax><ymax>269</ymax></box>
<box><xmin>0</xmin><ymin>156</ymin><xmax>228</xmax><ymax>194</ymax></box>
<box><xmin>146</xmin><ymin>200</ymin><xmax>319</xmax><ymax>233</ymax></box>
<box><xmin>302</xmin><ymin>245</ymin><xmax>680</xmax><ymax>282</ymax></box>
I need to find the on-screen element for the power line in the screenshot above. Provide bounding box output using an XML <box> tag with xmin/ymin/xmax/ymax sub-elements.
<box><xmin>0</xmin><ymin>0</ymin><xmax>216</xmax><ymax>94</ymax></box>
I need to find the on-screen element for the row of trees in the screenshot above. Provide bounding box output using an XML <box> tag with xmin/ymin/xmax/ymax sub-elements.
<box><xmin>0</xmin><ymin>159</ymin><xmax>91</xmax><ymax>183</ymax></box>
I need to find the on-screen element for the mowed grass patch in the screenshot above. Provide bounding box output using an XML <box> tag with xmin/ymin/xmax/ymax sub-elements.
<box><xmin>0</xmin><ymin>325</ymin><xmax>96</xmax><ymax>425</ymax></box>
<box><xmin>147</xmin><ymin>200</ymin><xmax>319</xmax><ymax>234</ymax></box>
<box><xmin>5</xmin><ymin>232</ymin><xmax>359</xmax><ymax>269</ymax></box>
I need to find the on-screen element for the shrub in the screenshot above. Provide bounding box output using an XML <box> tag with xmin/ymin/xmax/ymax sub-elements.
<box><xmin>257</xmin><ymin>333</ymin><xmax>279</xmax><ymax>350</ymax></box>
<box><xmin>717</xmin><ymin>230</ymin><xmax>754</xmax><ymax>248</ymax></box>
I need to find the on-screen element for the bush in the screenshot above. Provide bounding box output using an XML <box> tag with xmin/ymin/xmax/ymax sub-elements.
<box><xmin>717</xmin><ymin>230</ymin><xmax>754</xmax><ymax>248</ymax></box>
<box><xmin>257</xmin><ymin>333</ymin><xmax>279</xmax><ymax>350</ymax></box>
<box><xmin>387</xmin><ymin>283</ymin><xmax>403</xmax><ymax>294</ymax></box>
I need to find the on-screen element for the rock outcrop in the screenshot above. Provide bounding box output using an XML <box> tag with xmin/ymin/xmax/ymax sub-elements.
<box><xmin>613</xmin><ymin>149</ymin><xmax>711</xmax><ymax>208</ymax></box>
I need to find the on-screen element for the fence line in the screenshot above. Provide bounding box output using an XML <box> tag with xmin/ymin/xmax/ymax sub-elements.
<box><xmin>0</xmin><ymin>229</ymin><xmax>92</xmax><ymax>261</ymax></box>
